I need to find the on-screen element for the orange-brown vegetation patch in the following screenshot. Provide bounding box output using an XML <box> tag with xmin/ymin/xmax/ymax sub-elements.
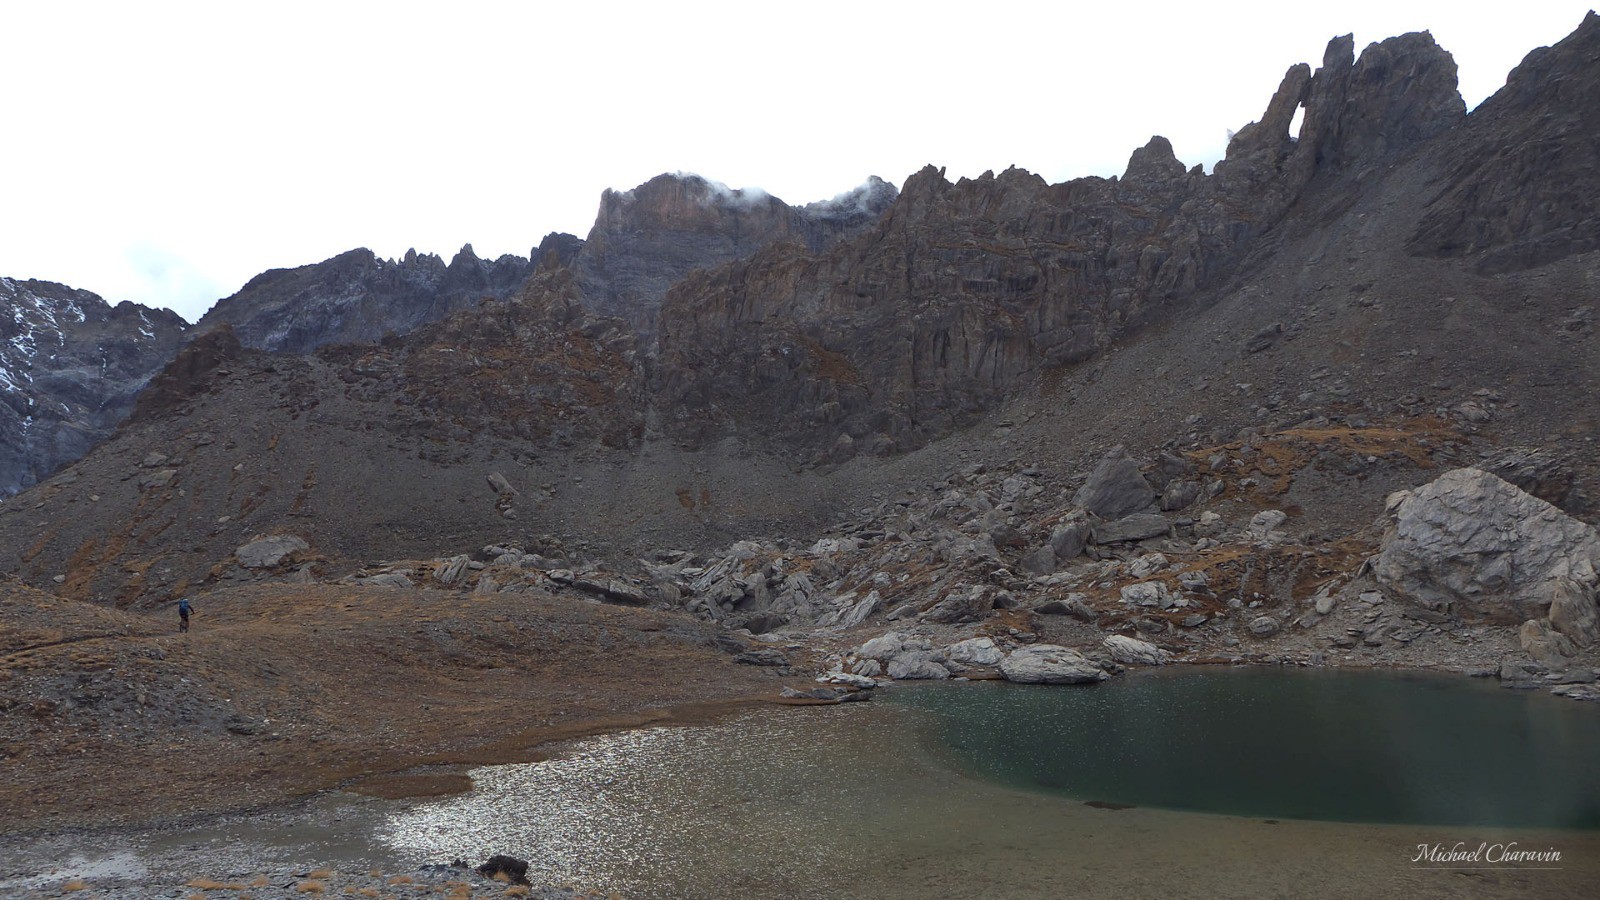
<box><xmin>1191</xmin><ymin>416</ymin><xmax>1460</xmax><ymax>497</ymax></box>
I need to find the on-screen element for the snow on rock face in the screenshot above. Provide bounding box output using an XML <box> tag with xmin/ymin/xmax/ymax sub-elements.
<box><xmin>0</xmin><ymin>277</ymin><xmax>188</xmax><ymax>495</ymax></box>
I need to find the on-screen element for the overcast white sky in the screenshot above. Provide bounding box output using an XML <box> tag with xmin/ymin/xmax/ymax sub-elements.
<box><xmin>2</xmin><ymin>1</ymin><xmax>1593</xmax><ymax>324</ymax></box>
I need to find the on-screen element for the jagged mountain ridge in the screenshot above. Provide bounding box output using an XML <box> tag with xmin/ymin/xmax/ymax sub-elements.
<box><xmin>0</xmin><ymin>174</ymin><xmax>898</xmax><ymax>496</ymax></box>
<box><xmin>0</xmin><ymin>277</ymin><xmax>186</xmax><ymax>494</ymax></box>
<box><xmin>193</xmin><ymin>243</ymin><xmax>544</xmax><ymax>354</ymax></box>
<box><xmin>573</xmin><ymin>172</ymin><xmax>899</xmax><ymax>334</ymax></box>
<box><xmin>3</xmin><ymin>16</ymin><xmax>1599</xmax><ymax>611</ymax></box>
<box><xmin>647</xmin><ymin>29</ymin><xmax>1468</xmax><ymax>461</ymax></box>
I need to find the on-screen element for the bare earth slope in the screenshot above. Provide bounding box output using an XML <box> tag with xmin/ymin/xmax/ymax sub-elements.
<box><xmin>0</xmin><ymin>578</ymin><xmax>775</xmax><ymax>833</ymax></box>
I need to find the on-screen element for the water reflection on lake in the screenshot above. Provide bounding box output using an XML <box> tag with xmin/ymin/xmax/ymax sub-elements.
<box><xmin>889</xmin><ymin>668</ymin><xmax>1600</xmax><ymax>828</ymax></box>
<box><xmin>377</xmin><ymin>670</ymin><xmax>1600</xmax><ymax>899</ymax></box>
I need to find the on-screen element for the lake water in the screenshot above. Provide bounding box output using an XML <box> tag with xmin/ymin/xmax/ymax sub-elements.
<box><xmin>372</xmin><ymin>669</ymin><xmax>1600</xmax><ymax>898</ymax></box>
<box><xmin>888</xmin><ymin>668</ymin><xmax>1600</xmax><ymax>829</ymax></box>
<box><xmin>8</xmin><ymin>669</ymin><xmax>1600</xmax><ymax>898</ymax></box>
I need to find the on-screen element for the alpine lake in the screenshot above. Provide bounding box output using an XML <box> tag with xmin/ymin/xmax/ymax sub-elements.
<box><xmin>10</xmin><ymin>668</ymin><xmax>1600</xmax><ymax>898</ymax></box>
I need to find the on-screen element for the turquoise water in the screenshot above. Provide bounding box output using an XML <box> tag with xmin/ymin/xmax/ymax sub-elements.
<box><xmin>885</xmin><ymin>668</ymin><xmax>1600</xmax><ymax>829</ymax></box>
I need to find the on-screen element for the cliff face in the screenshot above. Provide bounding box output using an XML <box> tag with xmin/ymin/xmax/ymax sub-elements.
<box><xmin>652</xmin><ymin>32</ymin><xmax>1466</xmax><ymax>462</ymax></box>
<box><xmin>5</xmin><ymin>19</ymin><xmax>1600</xmax><ymax>611</ymax></box>
<box><xmin>1408</xmin><ymin>11</ymin><xmax>1600</xmax><ymax>273</ymax></box>
<box><xmin>0</xmin><ymin>277</ymin><xmax>187</xmax><ymax>494</ymax></box>
<box><xmin>194</xmin><ymin>244</ymin><xmax>548</xmax><ymax>354</ymax></box>
<box><xmin>573</xmin><ymin>173</ymin><xmax>898</xmax><ymax>334</ymax></box>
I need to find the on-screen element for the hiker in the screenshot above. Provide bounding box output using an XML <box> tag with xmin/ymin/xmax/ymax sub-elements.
<box><xmin>178</xmin><ymin>598</ymin><xmax>192</xmax><ymax>633</ymax></box>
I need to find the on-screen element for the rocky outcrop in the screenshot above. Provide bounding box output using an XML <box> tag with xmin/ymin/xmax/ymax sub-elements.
<box><xmin>129</xmin><ymin>325</ymin><xmax>243</xmax><ymax>421</ymax></box>
<box><xmin>235</xmin><ymin>534</ymin><xmax>309</xmax><ymax>569</ymax></box>
<box><xmin>1373</xmin><ymin>469</ymin><xmax>1600</xmax><ymax>629</ymax></box>
<box><xmin>0</xmin><ymin>277</ymin><xmax>188</xmax><ymax>495</ymax></box>
<box><xmin>1408</xmin><ymin>12</ymin><xmax>1600</xmax><ymax>273</ymax></box>
<box><xmin>574</xmin><ymin>172</ymin><xmax>897</xmax><ymax>334</ymax></box>
<box><xmin>653</xmin><ymin>33</ymin><xmax>1467</xmax><ymax>462</ymax></box>
<box><xmin>196</xmin><ymin>244</ymin><xmax>546</xmax><ymax>353</ymax></box>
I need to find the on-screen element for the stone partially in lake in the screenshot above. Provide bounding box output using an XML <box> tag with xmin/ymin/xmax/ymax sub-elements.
<box><xmin>1103</xmin><ymin>635</ymin><xmax>1168</xmax><ymax>666</ymax></box>
<box><xmin>782</xmin><ymin>687</ymin><xmax>841</xmax><ymax>701</ymax></box>
<box><xmin>1551</xmin><ymin>684</ymin><xmax>1600</xmax><ymax>703</ymax></box>
<box><xmin>999</xmin><ymin>645</ymin><xmax>1108</xmax><ymax>684</ymax></box>
<box><xmin>818</xmin><ymin>672</ymin><xmax>878</xmax><ymax>689</ymax></box>
<box><xmin>1497</xmin><ymin>655</ymin><xmax>1548</xmax><ymax>688</ymax></box>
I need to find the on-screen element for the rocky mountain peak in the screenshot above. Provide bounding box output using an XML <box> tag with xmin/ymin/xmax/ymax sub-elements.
<box><xmin>1406</xmin><ymin>11</ymin><xmax>1600</xmax><ymax>273</ymax></box>
<box><xmin>574</xmin><ymin>172</ymin><xmax>899</xmax><ymax>335</ymax></box>
<box><xmin>0</xmin><ymin>277</ymin><xmax>187</xmax><ymax>493</ymax></box>
<box><xmin>197</xmin><ymin>244</ymin><xmax>537</xmax><ymax>354</ymax></box>
<box><xmin>1123</xmin><ymin>136</ymin><xmax>1189</xmax><ymax>183</ymax></box>
<box><xmin>593</xmin><ymin>172</ymin><xmax>788</xmax><ymax>236</ymax></box>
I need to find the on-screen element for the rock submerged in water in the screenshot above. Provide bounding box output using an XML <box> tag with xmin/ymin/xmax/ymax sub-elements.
<box><xmin>999</xmin><ymin>645</ymin><xmax>1108</xmax><ymax>684</ymax></box>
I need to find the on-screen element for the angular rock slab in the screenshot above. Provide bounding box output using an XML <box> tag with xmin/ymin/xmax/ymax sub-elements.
<box><xmin>999</xmin><ymin>645</ymin><xmax>1108</xmax><ymax>684</ymax></box>
<box><xmin>235</xmin><ymin>534</ymin><xmax>309</xmax><ymax>569</ymax></box>
<box><xmin>1103</xmin><ymin>634</ymin><xmax>1169</xmax><ymax>666</ymax></box>
<box><xmin>1374</xmin><ymin>468</ymin><xmax>1600</xmax><ymax>625</ymax></box>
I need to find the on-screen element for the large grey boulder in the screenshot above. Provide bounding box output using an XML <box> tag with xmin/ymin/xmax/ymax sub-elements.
<box><xmin>1373</xmin><ymin>468</ymin><xmax>1600</xmax><ymax>625</ymax></box>
<box><xmin>1103</xmin><ymin>634</ymin><xmax>1168</xmax><ymax>666</ymax></box>
<box><xmin>857</xmin><ymin>632</ymin><xmax>909</xmax><ymax>661</ymax></box>
<box><xmin>1072</xmin><ymin>447</ymin><xmax>1157</xmax><ymax>520</ymax></box>
<box><xmin>1019</xmin><ymin>544</ymin><xmax>1059</xmax><ymax>576</ymax></box>
<box><xmin>887</xmin><ymin>652</ymin><xmax>952</xmax><ymax>680</ymax></box>
<box><xmin>1049</xmin><ymin>518</ymin><xmax>1092</xmax><ymax>560</ymax></box>
<box><xmin>434</xmin><ymin>555</ymin><xmax>471</xmax><ymax>586</ymax></box>
<box><xmin>1121</xmin><ymin>581</ymin><xmax>1174</xmax><ymax>608</ymax></box>
<box><xmin>1549</xmin><ymin>578</ymin><xmax>1600</xmax><ymax>647</ymax></box>
<box><xmin>236</xmin><ymin>534</ymin><xmax>310</xmax><ymax>569</ymax></box>
<box><xmin>1520</xmin><ymin>618</ymin><xmax>1575</xmax><ymax>668</ymax></box>
<box><xmin>999</xmin><ymin>645</ymin><xmax>1108</xmax><ymax>684</ymax></box>
<box><xmin>925</xmin><ymin>586</ymin><xmax>993</xmax><ymax>624</ymax></box>
<box><xmin>818</xmin><ymin>589</ymin><xmax>882</xmax><ymax>628</ymax></box>
<box><xmin>946</xmin><ymin>637</ymin><xmax>1004</xmax><ymax>667</ymax></box>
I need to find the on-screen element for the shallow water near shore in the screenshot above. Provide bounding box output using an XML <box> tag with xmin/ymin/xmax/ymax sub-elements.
<box><xmin>6</xmin><ymin>669</ymin><xmax>1600</xmax><ymax>898</ymax></box>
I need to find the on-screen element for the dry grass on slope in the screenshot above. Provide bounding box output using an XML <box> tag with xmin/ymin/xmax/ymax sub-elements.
<box><xmin>0</xmin><ymin>582</ymin><xmax>776</xmax><ymax>834</ymax></box>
